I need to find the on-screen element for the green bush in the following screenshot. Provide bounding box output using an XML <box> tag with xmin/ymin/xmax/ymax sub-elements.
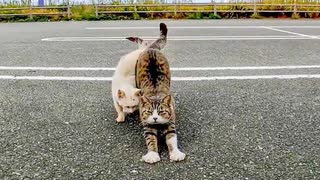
<box><xmin>187</xmin><ymin>12</ymin><xmax>203</xmax><ymax>19</ymax></box>
<box><xmin>291</xmin><ymin>13</ymin><xmax>300</xmax><ymax>19</ymax></box>
<box><xmin>97</xmin><ymin>14</ymin><xmax>107</xmax><ymax>20</ymax></box>
<box><xmin>33</xmin><ymin>16</ymin><xmax>49</xmax><ymax>22</ymax></box>
<box><xmin>84</xmin><ymin>14</ymin><xmax>97</xmax><ymax>21</ymax></box>
<box><xmin>133</xmin><ymin>12</ymin><xmax>140</xmax><ymax>20</ymax></box>
<box><xmin>251</xmin><ymin>13</ymin><xmax>263</xmax><ymax>19</ymax></box>
<box><xmin>97</xmin><ymin>14</ymin><xmax>122</xmax><ymax>20</ymax></box>
<box><xmin>208</xmin><ymin>13</ymin><xmax>221</xmax><ymax>19</ymax></box>
<box><xmin>72</xmin><ymin>5</ymin><xmax>95</xmax><ymax>20</ymax></box>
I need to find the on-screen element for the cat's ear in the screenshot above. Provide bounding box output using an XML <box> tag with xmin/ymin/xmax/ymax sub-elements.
<box><xmin>134</xmin><ymin>89</ymin><xmax>141</xmax><ymax>97</ymax></box>
<box><xmin>126</xmin><ymin>37</ymin><xmax>143</xmax><ymax>44</ymax></box>
<box><xmin>117</xmin><ymin>89</ymin><xmax>126</xmax><ymax>99</ymax></box>
<box><xmin>162</xmin><ymin>95</ymin><xmax>171</xmax><ymax>105</ymax></box>
<box><xmin>140</xmin><ymin>95</ymin><xmax>150</xmax><ymax>104</ymax></box>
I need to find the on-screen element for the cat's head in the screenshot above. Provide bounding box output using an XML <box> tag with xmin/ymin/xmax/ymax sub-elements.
<box><xmin>139</xmin><ymin>95</ymin><xmax>173</xmax><ymax>125</ymax></box>
<box><xmin>117</xmin><ymin>88</ymin><xmax>141</xmax><ymax>113</ymax></box>
<box><xmin>126</xmin><ymin>22</ymin><xmax>168</xmax><ymax>50</ymax></box>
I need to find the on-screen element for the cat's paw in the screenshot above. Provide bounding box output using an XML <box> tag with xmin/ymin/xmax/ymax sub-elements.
<box><xmin>116</xmin><ymin>114</ymin><xmax>125</xmax><ymax>123</ymax></box>
<box><xmin>141</xmin><ymin>151</ymin><xmax>160</xmax><ymax>164</ymax></box>
<box><xmin>170</xmin><ymin>150</ymin><xmax>186</xmax><ymax>162</ymax></box>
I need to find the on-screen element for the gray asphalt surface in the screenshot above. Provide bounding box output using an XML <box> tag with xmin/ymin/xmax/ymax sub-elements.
<box><xmin>0</xmin><ymin>20</ymin><xmax>320</xmax><ymax>179</ymax></box>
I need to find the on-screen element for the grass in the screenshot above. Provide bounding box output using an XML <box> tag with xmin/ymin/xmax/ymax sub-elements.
<box><xmin>71</xmin><ymin>5</ymin><xmax>95</xmax><ymax>20</ymax></box>
<box><xmin>0</xmin><ymin>1</ymin><xmax>320</xmax><ymax>22</ymax></box>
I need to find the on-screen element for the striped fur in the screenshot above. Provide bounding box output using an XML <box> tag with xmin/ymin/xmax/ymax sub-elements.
<box><xmin>136</xmin><ymin>23</ymin><xmax>185</xmax><ymax>164</ymax></box>
<box><xmin>112</xmin><ymin>23</ymin><xmax>167</xmax><ymax>123</ymax></box>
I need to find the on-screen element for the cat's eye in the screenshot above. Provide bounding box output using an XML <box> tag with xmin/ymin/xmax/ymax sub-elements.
<box><xmin>143</xmin><ymin>110</ymin><xmax>152</xmax><ymax>115</ymax></box>
<box><xmin>159</xmin><ymin>110</ymin><xmax>169</xmax><ymax>114</ymax></box>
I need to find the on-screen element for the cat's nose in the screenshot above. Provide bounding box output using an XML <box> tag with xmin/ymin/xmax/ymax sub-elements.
<box><xmin>153</xmin><ymin>117</ymin><xmax>158</xmax><ymax>121</ymax></box>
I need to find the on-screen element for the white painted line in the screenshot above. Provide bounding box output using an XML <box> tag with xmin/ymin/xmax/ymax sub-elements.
<box><xmin>86</xmin><ymin>26</ymin><xmax>320</xmax><ymax>30</ymax></box>
<box><xmin>41</xmin><ymin>36</ymin><xmax>314</xmax><ymax>42</ymax></box>
<box><xmin>0</xmin><ymin>66</ymin><xmax>116</xmax><ymax>71</ymax></box>
<box><xmin>268</xmin><ymin>26</ymin><xmax>320</xmax><ymax>29</ymax></box>
<box><xmin>172</xmin><ymin>65</ymin><xmax>320</xmax><ymax>71</ymax></box>
<box><xmin>1</xmin><ymin>74</ymin><xmax>320</xmax><ymax>81</ymax></box>
<box><xmin>86</xmin><ymin>26</ymin><xmax>266</xmax><ymax>30</ymax></box>
<box><xmin>2</xmin><ymin>65</ymin><xmax>320</xmax><ymax>71</ymax></box>
<box><xmin>0</xmin><ymin>75</ymin><xmax>112</xmax><ymax>81</ymax></box>
<box><xmin>173</xmin><ymin>74</ymin><xmax>320</xmax><ymax>81</ymax></box>
<box><xmin>263</xmin><ymin>26</ymin><xmax>319</xmax><ymax>39</ymax></box>
<box><xmin>43</xmin><ymin>35</ymin><xmax>301</xmax><ymax>39</ymax></box>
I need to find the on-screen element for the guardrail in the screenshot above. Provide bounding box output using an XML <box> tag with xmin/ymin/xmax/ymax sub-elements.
<box><xmin>0</xmin><ymin>5</ymin><xmax>71</xmax><ymax>19</ymax></box>
<box><xmin>1</xmin><ymin>3</ymin><xmax>320</xmax><ymax>19</ymax></box>
<box><xmin>95</xmin><ymin>3</ymin><xmax>320</xmax><ymax>16</ymax></box>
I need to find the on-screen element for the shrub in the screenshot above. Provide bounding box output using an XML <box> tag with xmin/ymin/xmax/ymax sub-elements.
<box><xmin>251</xmin><ymin>13</ymin><xmax>263</xmax><ymax>19</ymax></box>
<box><xmin>72</xmin><ymin>5</ymin><xmax>95</xmax><ymax>20</ymax></box>
<box><xmin>208</xmin><ymin>13</ymin><xmax>221</xmax><ymax>19</ymax></box>
<box><xmin>187</xmin><ymin>12</ymin><xmax>203</xmax><ymax>19</ymax></box>
<box><xmin>133</xmin><ymin>12</ymin><xmax>140</xmax><ymax>20</ymax></box>
<box><xmin>291</xmin><ymin>13</ymin><xmax>300</xmax><ymax>19</ymax></box>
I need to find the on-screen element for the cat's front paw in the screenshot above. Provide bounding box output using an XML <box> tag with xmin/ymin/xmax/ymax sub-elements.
<box><xmin>116</xmin><ymin>114</ymin><xmax>125</xmax><ymax>123</ymax></box>
<box><xmin>170</xmin><ymin>150</ymin><xmax>186</xmax><ymax>162</ymax></box>
<box><xmin>141</xmin><ymin>151</ymin><xmax>160</xmax><ymax>164</ymax></box>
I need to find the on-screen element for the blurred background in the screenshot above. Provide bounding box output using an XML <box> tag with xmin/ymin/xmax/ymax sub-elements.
<box><xmin>2</xmin><ymin>0</ymin><xmax>319</xmax><ymax>6</ymax></box>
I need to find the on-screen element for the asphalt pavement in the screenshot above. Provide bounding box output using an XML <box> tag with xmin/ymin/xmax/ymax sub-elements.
<box><xmin>0</xmin><ymin>20</ymin><xmax>320</xmax><ymax>179</ymax></box>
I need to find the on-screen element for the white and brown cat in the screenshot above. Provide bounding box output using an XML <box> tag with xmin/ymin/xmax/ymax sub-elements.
<box><xmin>112</xmin><ymin>29</ymin><xmax>166</xmax><ymax>123</ymax></box>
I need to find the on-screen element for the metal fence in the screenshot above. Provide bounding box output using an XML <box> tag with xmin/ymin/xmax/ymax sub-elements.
<box><xmin>95</xmin><ymin>3</ymin><xmax>320</xmax><ymax>15</ymax></box>
<box><xmin>1</xmin><ymin>3</ymin><xmax>320</xmax><ymax>19</ymax></box>
<box><xmin>2</xmin><ymin>0</ymin><xmax>320</xmax><ymax>6</ymax></box>
<box><xmin>0</xmin><ymin>5</ymin><xmax>71</xmax><ymax>18</ymax></box>
<box><xmin>3</xmin><ymin>0</ymin><xmax>195</xmax><ymax>6</ymax></box>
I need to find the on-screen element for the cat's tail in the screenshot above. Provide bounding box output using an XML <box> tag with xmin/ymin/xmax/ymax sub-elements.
<box><xmin>126</xmin><ymin>23</ymin><xmax>168</xmax><ymax>50</ymax></box>
<box><xmin>148</xmin><ymin>23</ymin><xmax>167</xmax><ymax>50</ymax></box>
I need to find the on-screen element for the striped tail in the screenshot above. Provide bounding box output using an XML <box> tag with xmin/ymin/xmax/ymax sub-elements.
<box><xmin>149</xmin><ymin>23</ymin><xmax>168</xmax><ymax>50</ymax></box>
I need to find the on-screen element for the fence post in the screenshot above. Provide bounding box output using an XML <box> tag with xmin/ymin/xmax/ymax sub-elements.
<box><xmin>174</xmin><ymin>4</ymin><xmax>177</xmax><ymax>17</ymax></box>
<box><xmin>95</xmin><ymin>4</ymin><xmax>98</xmax><ymax>18</ymax></box>
<box><xmin>29</xmin><ymin>1</ymin><xmax>33</xmax><ymax>19</ymax></box>
<box><xmin>293</xmin><ymin>0</ymin><xmax>297</xmax><ymax>15</ymax></box>
<box><xmin>253</xmin><ymin>0</ymin><xmax>257</xmax><ymax>16</ymax></box>
<box><xmin>67</xmin><ymin>5</ymin><xmax>71</xmax><ymax>20</ymax></box>
<box><xmin>214</xmin><ymin>3</ymin><xmax>217</xmax><ymax>15</ymax></box>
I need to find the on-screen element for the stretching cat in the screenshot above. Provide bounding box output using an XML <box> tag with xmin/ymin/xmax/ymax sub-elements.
<box><xmin>111</xmin><ymin>27</ymin><xmax>166</xmax><ymax>123</ymax></box>
<box><xmin>136</xmin><ymin>23</ymin><xmax>186</xmax><ymax>163</ymax></box>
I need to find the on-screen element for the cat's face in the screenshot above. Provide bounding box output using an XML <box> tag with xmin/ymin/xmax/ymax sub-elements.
<box><xmin>140</xmin><ymin>95</ymin><xmax>173</xmax><ymax>125</ymax></box>
<box><xmin>117</xmin><ymin>89</ymin><xmax>141</xmax><ymax>113</ymax></box>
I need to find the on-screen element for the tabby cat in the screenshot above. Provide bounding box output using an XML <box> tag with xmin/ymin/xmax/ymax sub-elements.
<box><xmin>112</xmin><ymin>26</ymin><xmax>165</xmax><ymax>123</ymax></box>
<box><xmin>135</xmin><ymin>23</ymin><xmax>186</xmax><ymax>163</ymax></box>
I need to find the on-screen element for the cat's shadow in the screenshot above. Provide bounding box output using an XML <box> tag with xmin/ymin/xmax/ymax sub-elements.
<box><xmin>174</xmin><ymin>94</ymin><xmax>202</xmax><ymax>151</ymax></box>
